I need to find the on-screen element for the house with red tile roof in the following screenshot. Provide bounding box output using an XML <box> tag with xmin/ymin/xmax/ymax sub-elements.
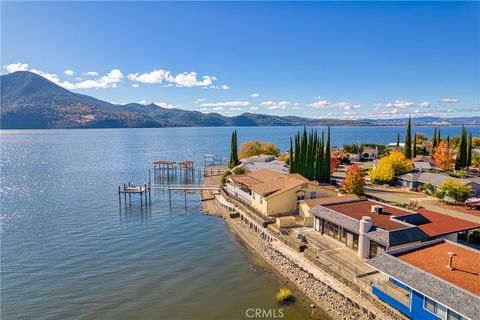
<box><xmin>368</xmin><ymin>239</ymin><xmax>479</xmax><ymax>320</ymax></box>
<box><xmin>309</xmin><ymin>198</ymin><xmax>479</xmax><ymax>258</ymax></box>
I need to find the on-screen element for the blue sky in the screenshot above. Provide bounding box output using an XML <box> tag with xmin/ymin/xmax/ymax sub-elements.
<box><xmin>1</xmin><ymin>1</ymin><xmax>479</xmax><ymax>119</ymax></box>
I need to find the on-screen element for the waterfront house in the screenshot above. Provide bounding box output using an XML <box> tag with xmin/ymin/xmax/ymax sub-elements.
<box><xmin>396</xmin><ymin>171</ymin><xmax>480</xmax><ymax>195</ymax></box>
<box><xmin>361</xmin><ymin>146</ymin><xmax>377</xmax><ymax>160</ymax></box>
<box><xmin>309</xmin><ymin>198</ymin><xmax>479</xmax><ymax>258</ymax></box>
<box><xmin>367</xmin><ymin>239</ymin><xmax>480</xmax><ymax>320</ymax></box>
<box><xmin>226</xmin><ymin>169</ymin><xmax>336</xmax><ymax>217</ymax></box>
<box><xmin>238</xmin><ymin>154</ymin><xmax>289</xmax><ymax>174</ymax></box>
<box><xmin>412</xmin><ymin>155</ymin><xmax>436</xmax><ymax>171</ymax></box>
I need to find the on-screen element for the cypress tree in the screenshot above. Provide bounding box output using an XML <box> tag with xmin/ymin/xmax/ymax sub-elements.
<box><xmin>318</xmin><ymin>131</ymin><xmax>325</xmax><ymax>182</ymax></box>
<box><xmin>467</xmin><ymin>133</ymin><xmax>473</xmax><ymax>167</ymax></box>
<box><xmin>404</xmin><ymin>117</ymin><xmax>412</xmax><ymax>159</ymax></box>
<box><xmin>437</xmin><ymin>129</ymin><xmax>441</xmax><ymax>145</ymax></box>
<box><xmin>446</xmin><ymin>135</ymin><xmax>450</xmax><ymax>146</ymax></box>
<box><xmin>432</xmin><ymin>128</ymin><xmax>437</xmax><ymax>148</ymax></box>
<box><xmin>413</xmin><ymin>133</ymin><xmax>417</xmax><ymax>158</ymax></box>
<box><xmin>289</xmin><ymin>138</ymin><xmax>294</xmax><ymax>173</ymax></box>
<box><xmin>229</xmin><ymin>130</ymin><xmax>239</xmax><ymax>168</ymax></box>
<box><xmin>396</xmin><ymin>133</ymin><xmax>400</xmax><ymax>149</ymax></box>
<box><xmin>324</xmin><ymin>127</ymin><xmax>331</xmax><ymax>183</ymax></box>
<box><xmin>455</xmin><ymin>126</ymin><xmax>467</xmax><ymax>170</ymax></box>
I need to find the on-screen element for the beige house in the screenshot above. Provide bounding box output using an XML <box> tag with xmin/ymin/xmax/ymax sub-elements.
<box><xmin>226</xmin><ymin>169</ymin><xmax>336</xmax><ymax>218</ymax></box>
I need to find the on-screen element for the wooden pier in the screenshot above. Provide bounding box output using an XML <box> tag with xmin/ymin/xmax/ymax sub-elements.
<box><xmin>119</xmin><ymin>157</ymin><xmax>226</xmax><ymax>209</ymax></box>
<box><xmin>118</xmin><ymin>182</ymin><xmax>151</xmax><ymax>206</ymax></box>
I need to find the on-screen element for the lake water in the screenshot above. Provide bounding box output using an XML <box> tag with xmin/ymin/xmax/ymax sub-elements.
<box><xmin>1</xmin><ymin>126</ymin><xmax>478</xmax><ymax>320</ymax></box>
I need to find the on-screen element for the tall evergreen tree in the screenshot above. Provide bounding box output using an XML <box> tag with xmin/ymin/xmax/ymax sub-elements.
<box><xmin>289</xmin><ymin>138</ymin><xmax>294</xmax><ymax>173</ymax></box>
<box><xmin>324</xmin><ymin>127</ymin><xmax>331</xmax><ymax>183</ymax></box>
<box><xmin>455</xmin><ymin>126</ymin><xmax>468</xmax><ymax>170</ymax></box>
<box><xmin>413</xmin><ymin>133</ymin><xmax>417</xmax><ymax>158</ymax></box>
<box><xmin>446</xmin><ymin>135</ymin><xmax>450</xmax><ymax>146</ymax></box>
<box><xmin>404</xmin><ymin>117</ymin><xmax>412</xmax><ymax>159</ymax></box>
<box><xmin>229</xmin><ymin>130</ymin><xmax>239</xmax><ymax>168</ymax></box>
<box><xmin>432</xmin><ymin>128</ymin><xmax>437</xmax><ymax>148</ymax></box>
<box><xmin>437</xmin><ymin>129</ymin><xmax>441</xmax><ymax>145</ymax></box>
<box><xmin>396</xmin><ymin>133</ymin><xmax>400</xmax><ymax>149</ymax></box>
<box><xmin>467</xmin><ymin>133</ymin><xmax>473</xmax><ymax>168</ymax></box>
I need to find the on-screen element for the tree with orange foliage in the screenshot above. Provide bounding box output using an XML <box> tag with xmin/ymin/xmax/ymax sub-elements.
<box><xmin>330</xmin><ymin>156</ymin><xmax>339</xmax><ymax>174</ymax></box>
<box><xmin>341</xmin><ymin>164</ymin><xmax>365</xmax><ymax>195</ymax></box>
<box><xmin>433</xmin><ymin>141</ymin><xmax>454</xmax><ymax>170</ymax></box>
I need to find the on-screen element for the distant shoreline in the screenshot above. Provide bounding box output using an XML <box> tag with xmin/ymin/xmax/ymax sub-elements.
<box><xmin>1</xmin><ymin>123</ymin><xmax>480</xmax><ymax>130</ymax></box>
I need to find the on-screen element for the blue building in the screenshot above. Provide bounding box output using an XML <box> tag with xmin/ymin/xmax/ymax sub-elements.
<box><xmin>367</xmin><ymin>239</ymin><xmax>479</xmax><ymax>320</ymax></box>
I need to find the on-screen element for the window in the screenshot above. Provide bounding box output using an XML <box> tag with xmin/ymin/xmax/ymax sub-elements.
<box><xmin>297</xmin><ymin>194</ymin><xmax>305</xmax><ymax>201</ymax></box>
<box><xmin>424</xmin><ymin>297</ymin><xmax>446</xmax><ymax>318</ymax></box>
<box><xmin>252</xmin><ymin>192</ymin><xmax>256</xmax><ymax>200</ymax></box>
<box><xmin>260</xmin><ymin>197</ymin><xmax>263</xmax><ymax>204</ymax></box>
<box><xmin>447</xmin><ymin>310</ymin><xmax>467</xmax><ymax>320</ymax></box>
<box><xmin>471</xmin><ymin>189</ymin><xmax>476</xmax><ymax>195</ymax></box>
<box><xmin>310</xmin><ymin>191</ymin><xmax>317</xmax><ymax>199</ymax></box>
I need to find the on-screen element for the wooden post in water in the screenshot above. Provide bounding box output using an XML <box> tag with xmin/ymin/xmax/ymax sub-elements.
<box><xmin>168</xmin><ymin>189</ymin><xmax>172</xmax><ymax>208</ymax></box>
<box><xmin>184</xmin><ymin>189</ymin><xmax>187</xmax><ymax>207</ymax></box>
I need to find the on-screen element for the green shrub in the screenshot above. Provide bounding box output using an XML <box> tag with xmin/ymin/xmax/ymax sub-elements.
<box><xmin>232</xmin><ymin>167</ymin><xmax>246</xmax><ymax>175</ymax></box>
<box><xmin>220</xmin><ymin>170</ymin><xmax>232</xmax><ymax>184</ymax></box>
<box><xmin>438</xmin><ymin>179</ymin><xmax>471</xmax><ymax>203</ymax></box>
<box><xmin>421</xmin><ymin>183</ymin><xmax>435</xmax><ymax>195</ymax></box>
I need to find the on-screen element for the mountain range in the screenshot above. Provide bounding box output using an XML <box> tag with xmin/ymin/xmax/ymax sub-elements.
<box><xmin>1</xmin><ymin>71</ymin><xmax>478</xmax><ymax>129</ymax></box>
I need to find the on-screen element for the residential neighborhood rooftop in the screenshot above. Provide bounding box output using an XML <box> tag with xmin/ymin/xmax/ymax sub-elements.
<box><xmin>397</xmin><ymin>241</ymin><xmax>480</xmax><ymax>296</ymax></box>
<box><xmin>240</xmin><ymin>155</ymin><xmax>289</xmax><ymax>174</ymax></box>
<box><xmin>394</xmin><ymin>208</ymin><xmax>480</xmax><ymax>237</ymax></box>
<box><xmin>368</xmin><ymin>239</ymin><xmax>480</xmax><ymax>320</ymax></box>
<box><xmin>323</xmin><ymin>199</ymin><xmax>412</xmax><ymax>231</ymax></box>
<box><xmin>230</xmin><ymin>169</ymin><xmax>317</xmax><ymax>198</ymax></box>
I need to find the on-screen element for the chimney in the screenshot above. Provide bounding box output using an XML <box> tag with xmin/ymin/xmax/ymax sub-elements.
<box><xmin>447</xmin><ymin>252</ymin><xmax>457</xmax><ymax>270</ymax></box>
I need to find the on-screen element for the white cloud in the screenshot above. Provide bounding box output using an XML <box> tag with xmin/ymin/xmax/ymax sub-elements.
<box><xmin>3</xmin><ymin>62</ymin><xmax>29</xmax><ymax>73</ymax></box>
<box><xmin>194</xmin><ymin>98</ymin><xmax>206</xmax><ymax>104</ymax></box>
<box><xmin>250</xmin><ymin>107</ymin><xmax>259</xmax><ymax>110</ymax></box>
<box><xmin>64</xmin><ymin>69</ymin><xmax>74</xmax><ymax>76</ymax></box>
<box><xmin>332</xmin><ymin>101</ymin><xmax>361</xmax><ymax>111</ymax></box>
<box><xmin>260</xmin><ymin>100</ymin><xmax>290</xmax><ymax>110</ymax></box>
<box><xmin>154</xmin><ymin>102</ymin><xmax>175</xmax><ymax>109</ymax></box>
<box><xmin>83</xmin><ymin>71</ymin><xmax>99</xmax><ymax>76</ymax></box>
<box><xmin>419</xmin><ymin>101</ymin><xmax>430</xmax><ymax>107</ymax></box>
<box><xmin>138</xmin><ymin>99</ymin><xmax>148</xmax><ymax>105</ymax></box>
<box><xmin>200</xmin><ymin>101</ymin><xmax>250</xmax><ymax>108</ymax></box>
<box><xmin>72</xmin><ymin>69</ymin><xmax>123</xmax><ymax>89</ymax></box>
<box><xmin>128</xmin><ymin>69</ymin><xmax>226</xmax><ymax>89</ymax></box>
<box><xmin>230</xmin><ymin>107</ymin><xmax>242</xmax><ymax>111</ymax></box>
<box><xmin>127</xmin><ymin>69</ymin><xmax>170</xmax><ymax>84</ymax></box>
<box><xmin>440</xmin><ymin>98</ymin><xmax>459</xmax><ymax>104</ymax></box>
<box><xmin>308</xmin><ymin>100</ymin><xmax>331</xmax><ymax>108</ymax></box>
<box><xmin>212</xmin><ymin>107</ymin><xmax>224</xmax><ymax>111</ymax></box>
<box><xmin>250</xmin><ymin>93</ymin><xmax>260</xmax><ymax>98</ymax></box>
<box><xmin>132</xmin><ymin>84</ymin><xmax>139</xmax><ymax>88</ymax></box>
<box><xmin>387</xmin><ymin>100</ymin><xmax>414</xmax><ymax>108</ymax></box>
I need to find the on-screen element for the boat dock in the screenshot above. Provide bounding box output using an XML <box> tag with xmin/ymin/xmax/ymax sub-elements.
<box><xmin>118</xmin><ymin>182</ymin><xmax>152</xmax><ymax>206</ymax></box>
<box><xmin>119</xmin><ymin>155</ymin><xmax>226</xmax><ymax>208</ymax></box>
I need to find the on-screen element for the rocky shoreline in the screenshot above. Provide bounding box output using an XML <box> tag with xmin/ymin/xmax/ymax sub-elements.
<box><xmin>222</xmin><ymin>211</ymin><xmax>374</xmax><ymax>320</ymax></box>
